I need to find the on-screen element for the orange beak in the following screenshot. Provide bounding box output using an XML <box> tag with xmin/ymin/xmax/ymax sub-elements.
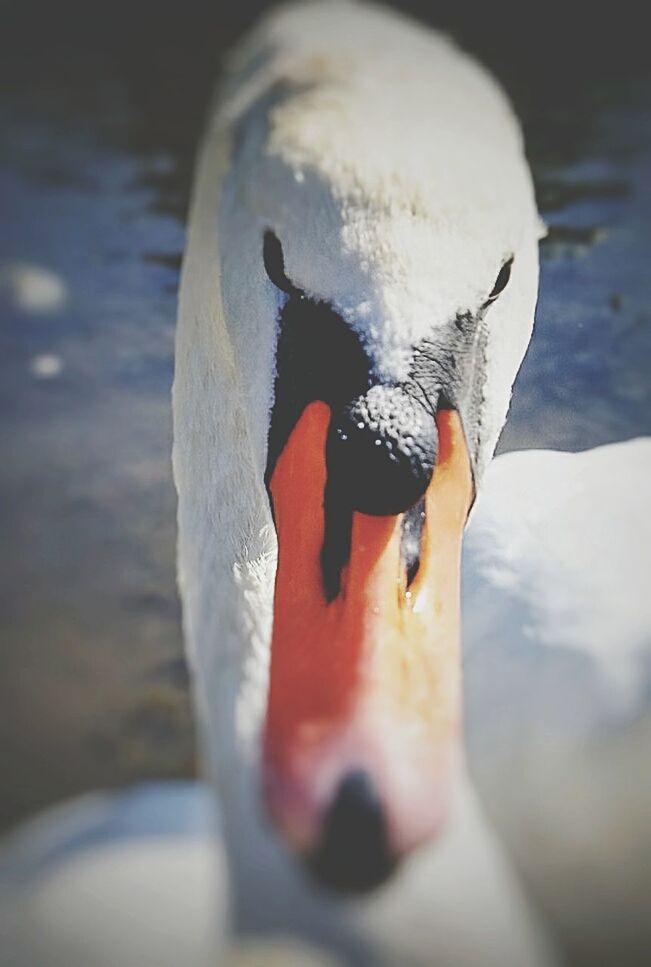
<box><xmin>263</xmin><ymin>400</ymin><xmax>473</xmax><ymax>888</ymax></box>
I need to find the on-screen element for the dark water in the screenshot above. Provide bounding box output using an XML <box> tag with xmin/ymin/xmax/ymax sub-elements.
<box><xmin>1</xmin><ymin>1</ymin><xmax>650</xmax><ymax>832</ymax></box>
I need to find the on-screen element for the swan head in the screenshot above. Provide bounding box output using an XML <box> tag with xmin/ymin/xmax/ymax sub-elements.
<box><xmin>179</xmin><ymin>3</ymin><xmax>540</xmax><ymax>895</ymax></box>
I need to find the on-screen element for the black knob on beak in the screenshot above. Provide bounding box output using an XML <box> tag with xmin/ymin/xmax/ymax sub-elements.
<box><xmin>308</xmin><ymin>770</ymin><xmax>396</xmax><ymax>894</ymax></box>
<box><xmin>328</xmin><ymin>385</ymin><xmax>437</xmax><ymax>516</ymax></box>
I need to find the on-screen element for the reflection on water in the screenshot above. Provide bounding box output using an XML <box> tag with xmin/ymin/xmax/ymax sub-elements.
<box><xmin>0</xmin><ymin>1</ymin><xmax>650</xmax><ymax>831</ymax></box>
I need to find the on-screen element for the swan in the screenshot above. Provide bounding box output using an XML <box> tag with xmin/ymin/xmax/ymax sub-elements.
<box><xmin>2</xmin><ymin>2</ymin><xmax>648</xmax><ymax>965</ymax></box>
<box><xmin>173</xmin><ymin>1</ymin><xmax>556</xmax><ymax>963</ymax></box>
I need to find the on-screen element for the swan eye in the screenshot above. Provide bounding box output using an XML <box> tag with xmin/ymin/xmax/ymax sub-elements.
<box><xmin>485</xmin><ymin>256</ymin><xmax>514</xmax><ymax>306</ymax></box>
<box><xmin>263</xmin><ymin>230</ymin><xmax>294</xmax><ymax>294</ymax></box>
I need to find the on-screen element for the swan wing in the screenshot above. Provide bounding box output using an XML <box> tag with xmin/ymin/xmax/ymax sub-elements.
<box><xmin>463</xmin><ymin>438</ymin><xmax>651</xmax><ymax>965</ymax></box>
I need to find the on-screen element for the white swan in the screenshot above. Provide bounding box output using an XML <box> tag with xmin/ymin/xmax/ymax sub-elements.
<box><xmin>2</xmin><ymin>3</ymin><xmax>649</xmax><ymax>966</ymax></box>
<box><xmin>173</xmin><ymin>1</ymin><xmax>555</xmax><ymax>964</ymax></box>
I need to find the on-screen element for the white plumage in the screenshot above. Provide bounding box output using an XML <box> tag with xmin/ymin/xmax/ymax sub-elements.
<box><xmin>0</xmin><ymin>784</ymin><xmax>225</xmax><ymax>967</ymax></box>
<box><xmin>464</xmin><ymin>438</ymin><xmax>651</xmax><ymax>966</ymax></box>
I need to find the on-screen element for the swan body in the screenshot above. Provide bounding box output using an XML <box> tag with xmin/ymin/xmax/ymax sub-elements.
<box><xmin>464</xmin><ymin>437</ymin><xmax>651</xmax><ymax>966</ymax></box>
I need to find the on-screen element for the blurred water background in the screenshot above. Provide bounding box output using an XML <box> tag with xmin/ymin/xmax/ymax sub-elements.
<box><xmin>1</xmin><ymin>0</ymin><xmax>650</xmax><ymax>833</ymax></box>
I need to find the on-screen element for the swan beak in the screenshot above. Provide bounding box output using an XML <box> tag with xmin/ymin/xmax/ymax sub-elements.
<box><xmin>263</xmin><ymin>401</ymin><xmax>473</xmax><ymax>891</ymax></box>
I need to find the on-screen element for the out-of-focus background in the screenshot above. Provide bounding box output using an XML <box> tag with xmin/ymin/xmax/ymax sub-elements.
<box><xmin>1</xmin><ymin>0</ymin><xmax>650</xmax><ymax>834</ymax></box>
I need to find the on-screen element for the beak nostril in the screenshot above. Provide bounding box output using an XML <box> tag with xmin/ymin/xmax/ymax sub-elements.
<box><xmin>401</xmin><ymin>496</ymin><xmax>426</xmax><ymax>588</ymax></box>
<box><xmin>307</xmin><ymin>770</ymin><xmax>397</xmax><ymax>894</ymax></box>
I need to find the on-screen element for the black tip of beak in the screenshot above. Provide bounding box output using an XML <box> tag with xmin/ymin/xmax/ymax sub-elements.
<box><xmin>307</xmin><ymin>770</ymin><xmax>397</xmax><ymax>894</ymax></box>
<box><xmin>329</xmin><ymin>385</ymin><xmax>437</xmax><ymax>516</ymax></box>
